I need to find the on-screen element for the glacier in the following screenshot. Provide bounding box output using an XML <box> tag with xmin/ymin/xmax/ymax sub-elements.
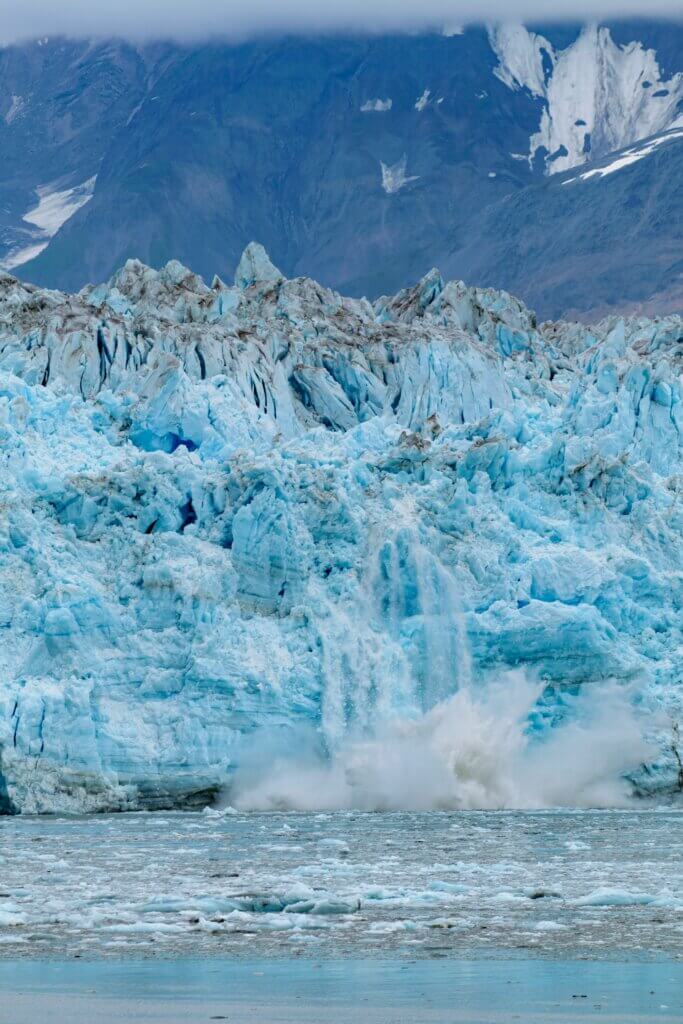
<box><xmin>0</xmin><ymin>242</ymin><xmax>682</xmax><ymax>814</ymax></box>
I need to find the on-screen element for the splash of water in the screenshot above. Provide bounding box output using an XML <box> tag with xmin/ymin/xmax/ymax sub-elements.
<box><xmin>230</xmin><ymin>673</ymin><xmax>653</xmax><ymax>811</ymax></box>
<box><xmin>228</xmin><ymin>522</ymin><xmax>654</xmax><ymax>811</ymax></box>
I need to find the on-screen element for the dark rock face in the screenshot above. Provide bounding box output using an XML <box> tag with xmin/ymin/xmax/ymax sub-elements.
<box><xmin>1</xmin><ymin>22</ymin><xmax>681</xmax><ymax>320</ymax></box>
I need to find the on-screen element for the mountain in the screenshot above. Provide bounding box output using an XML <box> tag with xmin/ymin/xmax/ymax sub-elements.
<box><xmin>1</xmin><ymin>248</ymin><xmax>681</xmax><ymax>812</ymax></box>
<box><xmin>0</xmin><ymin>21</ymin><xmax>681</xmax><ymax>320</ymax></box>
<box><xmin>450</xmin><ymin>126</ymin><xmax>683</xmax><ymax>320</ymax></box>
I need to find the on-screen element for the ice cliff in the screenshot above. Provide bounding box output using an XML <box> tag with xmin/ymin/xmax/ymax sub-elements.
<box><xmin>1</xmin><ymin>243</ymin><xmax>682</xmax><ymax>813</ymax></box>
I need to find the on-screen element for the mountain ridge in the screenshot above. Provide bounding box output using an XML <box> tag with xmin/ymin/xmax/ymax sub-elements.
<box><xmin>1</xmin><ymin>21</ymin><xmax>681</xmax><ymax>319</ymax></box>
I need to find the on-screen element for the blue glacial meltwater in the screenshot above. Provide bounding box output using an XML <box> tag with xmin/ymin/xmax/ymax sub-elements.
<box><xmin>3</xmin><ymin>958</ymin><xmax>683</xmax><ymax>1024</ymax></box>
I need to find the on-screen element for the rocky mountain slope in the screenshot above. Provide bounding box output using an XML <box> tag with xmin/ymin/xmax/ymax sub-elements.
<box><xmin>1</xmin><ymin>21</ymin><xmax>681</xmax><ymax>319</ymax></box>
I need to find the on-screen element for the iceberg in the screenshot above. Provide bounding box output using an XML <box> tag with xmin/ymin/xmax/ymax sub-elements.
<box><xmin>0</xmin><ymin>249</ymin><xmax>682</xmax><ymax>813</ymax></box>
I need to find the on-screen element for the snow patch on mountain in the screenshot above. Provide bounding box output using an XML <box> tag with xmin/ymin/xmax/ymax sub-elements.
<box><xmin>563</xmin><ymin>127</ymin><xmax>683</xmax><ymax>183</ymax></box>
<box><xmin>361</xmin><ymin>98</ymin><xmax>392</xmax><ymax>112</ymax></box>
<box><xmin>2</xmin><ymin>176</ymin><xmax>97</xmax><ymax>271</ymax></box>
<box><xmin>415</xmin><ymin>89</ymin><xmax>431</xmax><ymax>111</ymax></box>
<box><xmin>490</xmin><ymin>24</ymin><xmax>683</xmax><ymax>174</ymax></box>
<box><xmin>1</xmin><ymin>242</ymin><xmax>50</xmax><ymax>271</ymax></box>
<box><xmin>489</xmin><ymin>24</ymin><xmax>549</xmax><ymax>98</ymax></box>
<box><xmin>4</xmin><ymin>94</ymin><xmax>24</xmax><ymax>125</ymax></box>
<box><xmin>23</xmin><ymin>176</ymin><xmax>97</xmax><ymax>236</ymax></box>
<box><xmin>381</xmin><ymin>155</ymin><xmax>419</xmax><ymax>194</ymax></box>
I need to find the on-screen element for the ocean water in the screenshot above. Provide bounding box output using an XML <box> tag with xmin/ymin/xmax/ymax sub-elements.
<box><xmin>1</xmin><ymin>809</ymin><xmax>682</xmax><ymax>960</ymax></box>
<box><xmin>3</xmin><ymin>958</ymin><xmax>683</xmax><ymax>1023</ymax></box>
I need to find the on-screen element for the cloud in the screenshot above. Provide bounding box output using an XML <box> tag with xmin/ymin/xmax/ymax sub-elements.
<box><xmin>1</xmin><ymin>0</ymin><xmax>681</xmax><ymax>46</ymax></box>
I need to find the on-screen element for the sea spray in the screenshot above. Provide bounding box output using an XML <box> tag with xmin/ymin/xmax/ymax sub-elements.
<box><xmin>230</xmin><ymin>674</ymin><xmax>653</xmax><ymax>810</ymax></box>
<box><xmin>229</xmin><ymin>525</ymin><xmax>654</xmax><ymax>811</ymax></box>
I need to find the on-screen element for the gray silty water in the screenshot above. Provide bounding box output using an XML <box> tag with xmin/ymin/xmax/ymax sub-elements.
<box><xmin>1</xmin><ymin>809</ymin><xmax>682</xmax><ymax>960</ymax></box>
<box><xmin>3</xmin><ymin>959</ymin><xmax>683</xmax><ymax>1023</ymax></box>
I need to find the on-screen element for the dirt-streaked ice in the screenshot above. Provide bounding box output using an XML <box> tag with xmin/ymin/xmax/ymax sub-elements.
<box><xmin>0</xmin><ymin>244</ymin><xmax>682</xmax><ymax>812</ymax></box>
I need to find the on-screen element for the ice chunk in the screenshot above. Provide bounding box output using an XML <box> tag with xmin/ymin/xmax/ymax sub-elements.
<box><xmin>574</xmin><ymin>888</ymin><xmax>681</xmax><ymax>908</ymax></box>
<box><xmin>234</xmin><ymin>242</ymin><xmax>283</xmax><ymax>288</ymax></box>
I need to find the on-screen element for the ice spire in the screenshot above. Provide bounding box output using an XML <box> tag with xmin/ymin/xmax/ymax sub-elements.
<box><xmin>234</xmin><ymin>242</ymin><xmax>283</xmax><ymax>288</ymax></box>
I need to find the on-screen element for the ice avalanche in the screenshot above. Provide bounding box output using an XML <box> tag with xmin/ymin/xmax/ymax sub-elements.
<box><xmin>0</xmin><ymin>243</ymin><xmax>682</xmax><ymax>813</ymax></box>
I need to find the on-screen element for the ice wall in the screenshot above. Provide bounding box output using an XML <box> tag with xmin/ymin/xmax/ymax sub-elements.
<box><xmin>0</xmin><ymin>243</ymin><xmax>682</xmax><ymax>812</ymax></box>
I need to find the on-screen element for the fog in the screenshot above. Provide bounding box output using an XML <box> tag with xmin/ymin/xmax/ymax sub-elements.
<box><xmin>1</xmin><ymin>0</ymin><xmax>681</xmax><ymax>46</ymax></box>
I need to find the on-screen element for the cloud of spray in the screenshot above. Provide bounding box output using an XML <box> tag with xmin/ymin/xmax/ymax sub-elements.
<box><xmin>1</xmin><ymin>1</ymin><xmax>682</xmax><ymax>46</ymax></box>
<box><xmin>228</xmin><ymin>672</ymin><xmax>656</xmax><ymax>812</ymax></box>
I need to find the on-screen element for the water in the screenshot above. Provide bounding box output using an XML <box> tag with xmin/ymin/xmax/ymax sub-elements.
<box><xmin>1</xmin><ymin>809</ymin><xmax>682</xmax><ymax>960</ymax></box>
<box><xmin>3</xmin><ymin>958</ymin><xmax>683</xmax><ymax>1023</ymax></box>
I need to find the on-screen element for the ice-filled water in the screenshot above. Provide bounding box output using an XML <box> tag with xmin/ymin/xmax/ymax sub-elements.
<box><xmin>1</xmin><ymin>809</ymin><xmax>682</xmax><ymax>960</ymax></box>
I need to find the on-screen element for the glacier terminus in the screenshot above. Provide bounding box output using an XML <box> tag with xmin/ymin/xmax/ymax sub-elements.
<box><xmin>1</xmin><ymin>243</ymin><xmax>682</xmax><ymax>814</ymax></box>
